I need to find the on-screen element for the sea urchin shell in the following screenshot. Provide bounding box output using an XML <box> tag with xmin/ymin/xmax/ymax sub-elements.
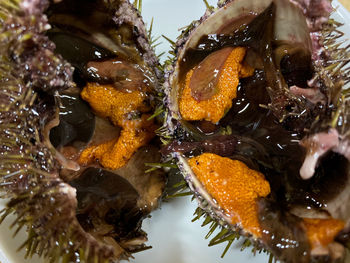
<box><xmin>162</xmin><ymin>0</ymin><xmax>350</xmax><ymax>262</ymax></box>
<box><xmin>0</xmin><ymin>0</ymin><xmax>165</xmax><ymax>262</ymax></box>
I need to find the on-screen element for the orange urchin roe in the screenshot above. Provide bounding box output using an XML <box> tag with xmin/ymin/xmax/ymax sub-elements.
<box><xmin>303</xmin><ymin>218</ymin><xmax>345</xmax><ymax>249</ymax></box>
<box><xmin>80</xmin><ymin>83</ymin><xmax>151</xmax><ymax>127</ymax></box>
<box><xmin>179</xmin><ymin>47</ymin><xmax>254</xmax><ymax>124</ymax></box>
<box><xmin>78</xmin><ymin>83</ymin><xmax>156</xmax><ymax>170</ymax></box>
<box><xmin>188</xmin><ymin>153</ymin><xmax>271</xmax><ymax>237</ymax></box>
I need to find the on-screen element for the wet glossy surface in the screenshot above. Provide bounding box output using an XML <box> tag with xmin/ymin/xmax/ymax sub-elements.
<box><xmin>0</xmin><ymin>1</ymin><xmax>349</xmax><ymax>263</ymax></box>
<box><xmin>70</xmin><ymin>168</ymin><xmax>144</xmax><ymax>238</ymax></box>
<box><xmin>48</xmin><ymin>30</ymin><xmax>115</xmax><ymax>73</ymax></box>
<box><xmin>175</xmin><ymin>2</ymin><xmax>350</xmax><ymax>260</ymax></box>
<box><xmin>50</xmin><ymin>93</ymin><xmax>95</xmax><ymax>148</ymax></box>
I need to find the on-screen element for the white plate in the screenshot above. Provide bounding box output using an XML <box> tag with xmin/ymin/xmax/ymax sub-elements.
<box><xmin>1</xmin><ymin>1</ymin><xmax>350</xmax><ymax>263</ymax></box>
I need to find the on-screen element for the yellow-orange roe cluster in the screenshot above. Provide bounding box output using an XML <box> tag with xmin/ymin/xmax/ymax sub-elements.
<box><xmin>303</xmin><ymin>218</ymin><xmax>345</xmax><ymax>249</ymax></box>
<box><xmin>179</xmin><ymin>47</ymin><xmax>254</xmax><ymax>124</ymax></box>
<box><xmin>188</xmin><ymin>153</ymin><xmax>345</xmax><ymax>244</ymax></box>
<box><xmin>188</xmin><ymin>153</ymin><xmax>271</xmax><ymax>237</ymax></box>
<box><xmin>78</xmin><ymin>83</ymin><xmax>156</xmax><ymax>170</ymax></box>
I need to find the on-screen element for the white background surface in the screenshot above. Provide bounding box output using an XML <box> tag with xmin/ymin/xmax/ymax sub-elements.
<box><xmin>1</xmin><ymin>1</ymin><xmax>350</xmax><ymax>263</ymax></box>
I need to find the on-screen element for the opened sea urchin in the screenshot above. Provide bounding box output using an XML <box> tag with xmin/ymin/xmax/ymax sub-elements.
<box><xmin>162</xmin><ymin>0</ymin><xmax>350</xmax><ymax>262</ymax></box>
<box><xmin>0</xmin><ymin>0</ymin><xmax>165</xmax><ymax>262</ymax></box>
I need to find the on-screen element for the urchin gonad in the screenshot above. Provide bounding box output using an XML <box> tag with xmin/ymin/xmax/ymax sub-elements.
<box><xmin>162</xmin><ymin>0</ymin><xmax>350</xmax><ymax>262</ymax></box>
<box><xmin>0</xmin><ymin>0</ymin><xmax>165</xmax><ymax>262</ymax></box>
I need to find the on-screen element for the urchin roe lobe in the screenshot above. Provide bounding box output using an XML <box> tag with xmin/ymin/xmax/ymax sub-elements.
<box><xmin>179</xmin><ymin>47</ymin><xmax>254</xmax><ymax>124</ymax></box>
<box><xmin>303</xmin><ymin>218</ymin><xmax>345</xmax><ymax>250</ymax></box>
<box><xmin>78</xmin><ymin>83</ymin><xmax>157</xmax><ymax>170</ymax></box>
<box><xmin>188</xmin><ymin>153</ymin><xmax>271</xmax><ymax>237</ymax></box>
